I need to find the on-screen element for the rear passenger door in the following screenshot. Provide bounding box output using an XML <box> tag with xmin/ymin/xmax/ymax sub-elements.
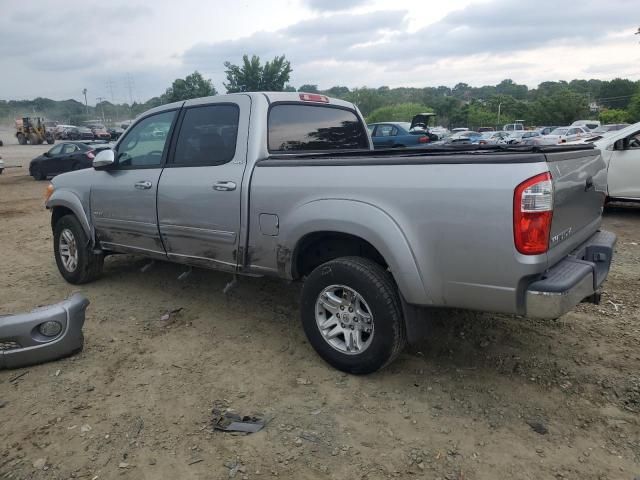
<box><xmin>372</xmin><ymin>124</ymin><xmax>397</xmax><ymax>148</ymax></box>
<box><xmin>157</xmin><ymin>96</ymin><xmax>250</xmax><ymax>271</ymax></box>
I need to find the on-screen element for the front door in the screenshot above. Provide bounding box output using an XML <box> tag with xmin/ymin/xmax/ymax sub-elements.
<box><xmin>608</xmin><ymin>130</ymin><xmax>640</xmax><ymax>199</ymax></box>
<box><xmin>157</xmin><ymin>96</ymin><xmax>250</xmax><ymax>271</ymax></box>
<box><xmin>91</xmin><ymin>109</ymin><xmax>178</xmax><ymax>256</ymax></box>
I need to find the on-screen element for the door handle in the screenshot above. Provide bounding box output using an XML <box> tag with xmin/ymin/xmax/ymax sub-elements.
<box><xmin>134</xmin><ymin>180</ymin><xmax>152</xmax><ymax>190</ymax></box>
<box><xmin>213</xmin><ymin>181</ymin><xmax>237</xmax><ymax>191</ymax></box>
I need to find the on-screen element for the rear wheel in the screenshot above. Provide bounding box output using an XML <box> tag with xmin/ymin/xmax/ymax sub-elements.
<box><xmin>17</xmin><ymin>133</ymin><xmax>26</xmax><ymax>145</ymax></box>
<box><xmin>300</xmin><ymin>257</ymin><xmax>406</xmax><ymax>374</ymax></box>
<box><xmin>47</xmin><ymin>137</ymin><xmax>54</xmax><ymax>145</ymax></box>
<box><xmin>53</xmin><ymin>215</ymin><xmax>103</xmax><ymax>284</ymax></box>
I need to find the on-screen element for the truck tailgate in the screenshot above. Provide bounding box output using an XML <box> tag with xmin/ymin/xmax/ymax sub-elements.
<box><xmin>545</xmin><ymin>148</ymin><xmax>607</xmax><ymax>259</ymax></box>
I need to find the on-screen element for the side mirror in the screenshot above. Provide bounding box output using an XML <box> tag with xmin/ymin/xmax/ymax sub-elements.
<box><xmin>93</xmin><ymin>149</ymin><xmax>115</xmax><ymax>170</ymax></box>
<box><xmin>613</xmin><ymin>139</ymin><xmax>625</xmax><ymax>151</ymax></box>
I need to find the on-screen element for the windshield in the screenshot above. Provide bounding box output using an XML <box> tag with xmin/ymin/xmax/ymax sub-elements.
<box><xmin>550</xmin><ymin>128</ymin><xmax>568</xmax><ymax>135</ymax></box>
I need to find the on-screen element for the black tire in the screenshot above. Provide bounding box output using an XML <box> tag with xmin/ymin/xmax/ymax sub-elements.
<box><xmin>53</xmin><ymin>215</ymin><xmax>104</xmax><ymax>284</ymax></box>
<box><xmin>300</xmin><ymin>257</ymin><xmax>406</xmax><ymax>374</ymax></box>
<box><xmin>32</xmin><ymin>167</ymin><xmax>46</xmax><ymax>181</ymax></box>
<box><xmin>17</xmin><ymin>133</ymin><xmax>26</xmax><ymax>145</ymax></box>
<box><xmin>47</xmin><ymin>138</ymin><xmax>54</xmax><ymax>145</ymax></box>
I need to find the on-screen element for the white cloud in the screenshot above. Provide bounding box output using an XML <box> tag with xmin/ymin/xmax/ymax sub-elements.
<box><xmin>0</xmin><ymin>0</ymin><xmax>638</xmax><ymax>102</ymax></box>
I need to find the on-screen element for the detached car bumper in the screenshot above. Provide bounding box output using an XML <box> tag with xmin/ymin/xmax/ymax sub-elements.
<box><xmin>525</xmin><ymin>230</ymin><xmax>616</xmax><ymax>319</ymax></box>
<box><xmin>0</xmin><ymin>294</ymin><xmax>89</xmax><ymax>369</ymax></box>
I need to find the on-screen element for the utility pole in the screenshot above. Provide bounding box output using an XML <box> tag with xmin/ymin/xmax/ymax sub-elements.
<box><xmin>497</xmin><ymin>102</ymin><xmax>502</xmax><ymax>129</ymax></box>
<box><xmin>96</xmin><ymin>97</ymin><xmax>106</xmax><ymax>124</ymax></box>
<box><xmin>125</xmin><ymin>73</ymin><xmax>135</xmax><ymax>105</ymax></box>
<box><xmin>82</xmin><ymin>89</ymin><xmax>88</xmax><ymax>115</ymax></box>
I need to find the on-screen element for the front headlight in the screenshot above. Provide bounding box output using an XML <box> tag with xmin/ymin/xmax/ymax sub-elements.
<box><xmin>44</xmin><ymin>183</ymin><xmax>54</xmax><ymax>202</ymax></box>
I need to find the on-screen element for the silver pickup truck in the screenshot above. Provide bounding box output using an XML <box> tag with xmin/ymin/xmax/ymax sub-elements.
<box><xmin>45</xmin><ymin>92</ymin><xmax>616</xmax><ymax>374</ymax></box>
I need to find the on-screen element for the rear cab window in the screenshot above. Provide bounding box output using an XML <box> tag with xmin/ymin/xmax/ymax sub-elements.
<box><xmin>268</xmin><ymin>104</ymin><xmax>369</xmax><ymax>153</ymax></box>
<box><xmin>171</xmin><ymin>104</ymin><xmax>239</xmax><ymax>166</ymax></box>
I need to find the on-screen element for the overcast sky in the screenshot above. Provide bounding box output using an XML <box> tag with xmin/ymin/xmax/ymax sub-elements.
<box><xmin>1</xmin><ymin>0</ymin><xmax>638</xmax><ymax>104</ymax></box>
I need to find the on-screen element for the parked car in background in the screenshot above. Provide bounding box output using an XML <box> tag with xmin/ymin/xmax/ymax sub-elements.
<box><xmin>54</xmin><ymin>124</ymin><xmax>75</xmax><ymax>139</ymax></box>
<box><xmin>592</xmin><ymin>124</ymin><xmax>629</xmax><ymax>135</ymax></box>
<box><xmin>446</xmin><ymin>131</ymin><xmax>483</xmax><ymax>144</ymax></box>
<box><xmin>429</xmin><ymin>126</ymin><xmax>450</xmax><ymax>139</ymax></box>
<box><xmin>29</xmin><ymin>142</ymin><xmax>111</xmax><ymax>180</ymax></box>
<box><xmin>571</xmin><ymin>120</ymin><xmax>600</xmax><ymax>131</ymax></box>
<box><xmin>519</xmin><ymin>131</ymin><xmax>543</xmax><ymax>145</ymax></box>
<box><xmin>479</xmin><ymin>131</ymin><xmax>510</xmax><ymax>144</ymax></box>
<box><xmin>451</xmin><ymin>127</ymin><xmax>469</xmax><ymax>133</ymax></box>
<box><xmin>89</xmin><ymin>125</ymin><xmax>111</xmax><ymax>141</ymax></box>
<box><xmin>593</xmin><ymin>122</ymin><xmax>640</xmax><ymax>202</ymax></box>
<box><xmin>477</xmin><ymin>127</ymin><xmax>495</xmax><ymax>133</ymax></box>
<box><xmin>44</xmin><ymin>91</ymin><xmax>614</xmax><ymax>374</ymax></box>
<box><xmin>108</xmin><ymin>127</ymin><xmax>125</xmax><ymax>140</ymax></box>
<box><xmin>537</xmin><ymin>126</ymin><xmax>591</xmax><ymax>145</ymax></box>
<box><xmin>368</xmin><ymin>122</ymin><xmax>430</xmax><ymax>148</ymax></box>
<box><xmin>66</xmin><ymin>127</ymin><xmax>94</xmax><ymax>140</ymax></box>
<box><xmin>503</xmin><ymin>122</ymin><xmax>525</xmax><ymax>132</ymax></box>
<box><xmin>537</xmin><ymin>126</ymin><xmax>558</xmax><ymax>136</ymax></box>
<box><xmin>0</xmin><ymin>157</ymin><xmax>4</xmax><ymax>175</ymax></box>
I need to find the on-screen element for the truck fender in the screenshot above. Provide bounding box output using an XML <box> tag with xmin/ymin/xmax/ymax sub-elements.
<box><xmin>47</xmin><ymin>191</ymin><xmax>94</xmax><ymax>247</ymax></box>
<box><xmin>280</xmin><ymin>199</ymin><xmax>431</xmax><ymax>306</ymax></box>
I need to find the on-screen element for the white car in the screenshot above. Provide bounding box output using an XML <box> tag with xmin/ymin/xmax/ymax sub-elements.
<box><xmin>0</xmin><ymin>157</ymin><xmax>4</xmax><ymax>174</ymax></box>
<box><xmin>594</xmin><ymin>122</ymin><xmax>640</xmax><ymax>201</ymax></box>
<box><xmin>537</xmin><ymin>126</ymin><xmax>591</xmax><ymax>145</ymax></box>
<box><xmin>571</xmin><ymin>120</ymin><xmax>600</xmax><ymax>131</ymax></box>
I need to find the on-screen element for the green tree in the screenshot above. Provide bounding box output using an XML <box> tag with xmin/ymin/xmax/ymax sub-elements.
<box><xmin>599</xmin><ymin>109</ymin><xmax>629</xmax><ymax>124</ymax></box>
<box><xmin>598</xmin><ymin>78</ymin><xmax>637</xmax><ymax>109</ymax></box>
<box><xmin>298</xmin><ymin>84</ymin><xmax>319</xmax><ymax>93</ymax></box>
<box><xmin>529</xmin><ymin>89</ymin><xmax>588</xmax><ymax>125</ymax></box>
<box><xmin>366</xmin><ymin>103</ymin><xmax>432</xmax><ymax>123</ymax></box>
<box><xmin>346</xmin><ymin>88</ymin><xmax>386</xmax><ymax>117</ymax></box>
<box><xmin>627</xmin><ymin>90</ymin><xmax>640</xmax><ymax>122</ymax></box>
<box><xmin>163</xmin><ymin>71</ymin><xmax>216</xmax><ymax>103</ymax></box>
<box><xmin>224</xmin><ymin>55</ymin><xmax>292</xmax><ymax>93</ymax></box>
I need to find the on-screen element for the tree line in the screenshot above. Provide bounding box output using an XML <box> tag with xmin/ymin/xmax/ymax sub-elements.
<box><xmin>2</xmin><ymin>54</ymin><xmax>640</xmax><ymax>129</ymax></box>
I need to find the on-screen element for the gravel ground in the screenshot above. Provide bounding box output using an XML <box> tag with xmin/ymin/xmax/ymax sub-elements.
<box><xmin>1</xmin><ymin>130</ymin><xmax>639</xmax><ymax>480</ymax></box>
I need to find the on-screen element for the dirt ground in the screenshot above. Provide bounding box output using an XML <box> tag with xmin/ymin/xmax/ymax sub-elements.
<box><xmin>0</xmin><ymin>129</ymin><xmax>638</xmax><ymax>480</ymax></box>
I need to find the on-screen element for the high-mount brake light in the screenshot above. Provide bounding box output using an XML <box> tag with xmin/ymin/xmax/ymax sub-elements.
<box><xmin>513</xmin><ymin>172</ymin><xmax>553</xmax><ymax>255</ymax></box>
<box><xmin>299</xmin><ymin>93</ymin><xmax>329</xmax><ymax>103</ymax></box>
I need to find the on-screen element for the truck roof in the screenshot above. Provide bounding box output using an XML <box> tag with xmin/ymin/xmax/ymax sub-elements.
<box><xmin>138</xmin><ymin>92</ymin><xmax>358</xmax><ymax>120</ymax></box>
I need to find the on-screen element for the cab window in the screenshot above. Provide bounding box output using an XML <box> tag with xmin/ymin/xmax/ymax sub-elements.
<box><xmin>116</xmin><ymin>111</ymin><xmax>176</xmax><ymax>168</ymax></box>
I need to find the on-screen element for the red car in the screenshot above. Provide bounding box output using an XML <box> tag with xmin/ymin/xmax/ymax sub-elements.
<box><xmin>89</xmin><ymin>125</ymin><xmax>111</xmax><ymax>141</ymax></box>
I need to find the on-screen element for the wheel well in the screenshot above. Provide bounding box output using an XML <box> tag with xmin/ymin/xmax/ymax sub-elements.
<box><xmin>293</xmin><ymin>232</ymin><xmax>387</xmax><ymax>279</ymax></box>
<box><xmin>51</xmin><ymin>206</ymin><xmax>74</xmax><ymax>230</ymax></box>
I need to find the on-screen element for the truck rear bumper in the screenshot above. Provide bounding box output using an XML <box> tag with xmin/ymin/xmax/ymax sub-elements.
<box><xmin>525</xmin><ymin>230</ymin><xmax>616</xmax><ymax>319</ymax></box>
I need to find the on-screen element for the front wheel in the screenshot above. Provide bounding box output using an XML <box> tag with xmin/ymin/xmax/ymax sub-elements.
<box><xmin>53</xmin><ymin>215</ymin><xmax>104</xmax><ymax>284</ymax></box>
<box><xmin>300</xmin><ymin>257</ymin><xmax>406</xmax><ymax>374</ymax></box>
<box><xmin>32</xmin><ymin>167</ymin><xmax>46</xmax><ymax>181</ymax></box>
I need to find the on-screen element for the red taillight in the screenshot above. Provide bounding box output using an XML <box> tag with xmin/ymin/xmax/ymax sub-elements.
<box><xmin>299</xmin><ymin>93</ymin><xmax>329</xmax><ymax>103</ymax></box>
<box><xmin>513</xmin><ymin>172</ymin><xmax>553</xmax><ymax>255</ymax></box>
<box><xmin>86</xmin><ymin>150</ymin><xmax>95</xmax><ymax>160</ymax></box>
<box><xmin>418</xmin><ymin>136</ymin><xmax>429</xmax><ymax>143</ymax></box>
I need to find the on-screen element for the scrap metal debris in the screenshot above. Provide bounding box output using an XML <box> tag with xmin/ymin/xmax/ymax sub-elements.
<box><xmin>212</xmin><ymin>407</ymin><xmax>265</xmax><ymax>434</ymax></box>
<box><xmin>160</xmin><ymin>308</ymin><xmax>183</xmax><ymax>323</ymax></box>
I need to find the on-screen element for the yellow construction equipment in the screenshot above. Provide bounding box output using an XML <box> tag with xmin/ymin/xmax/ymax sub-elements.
<box><xmin>15</xmin><ymin>117</ymin><xmax>55</xmax><ymax>145</ymax></box>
